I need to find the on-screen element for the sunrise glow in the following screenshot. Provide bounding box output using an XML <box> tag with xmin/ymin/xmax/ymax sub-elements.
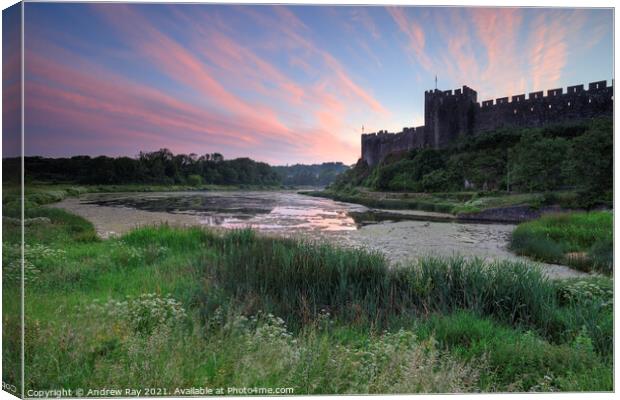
<box><xmin>10</xmin><ymin>4</ymin><xmax>614</xmax><ymax>164</ymax></box>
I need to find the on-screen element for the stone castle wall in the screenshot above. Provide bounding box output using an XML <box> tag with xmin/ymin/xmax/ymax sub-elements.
<box><xmin>361</xmin><ymin>80</ymin><xmax>613</xmax><ymax>166</ymax></box>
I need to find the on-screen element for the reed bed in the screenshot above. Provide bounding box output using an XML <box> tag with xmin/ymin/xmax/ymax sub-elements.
<box><xmin>3</xmin><ymin>207</ymin><xmax>613</xmax><ymax>392</ymax></box>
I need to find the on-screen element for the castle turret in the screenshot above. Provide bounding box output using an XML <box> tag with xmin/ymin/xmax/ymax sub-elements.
<box><xmin>360</xmin><ymin>80</ymin><xmax>612</xmax><ymax>166</ymax></box>
<box><xmin>424</xmin><ymin>85</ymin><xmax>478</xmax><ymax>149</ymax></box>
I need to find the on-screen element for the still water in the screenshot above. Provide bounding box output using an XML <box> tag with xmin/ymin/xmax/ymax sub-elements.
<box><xmin>51</xmin><ymin>190</ymin><xmax>583</xmax><ymax>278</ymax></box>
<box><xmin>83</xmin><ymin>191</ymin><xmax>367</xmax><ymax>232</ymax></box>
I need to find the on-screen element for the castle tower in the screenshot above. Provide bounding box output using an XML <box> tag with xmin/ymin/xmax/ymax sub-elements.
<box><xmin>424</xmin><ymin>85</ymin><xmax>478</xmax><ymax>148</ymax></box>
<box><xmin>361</xmin><ymin>80</ymin><xmax>612</xmax><ymax>167</ymax></box>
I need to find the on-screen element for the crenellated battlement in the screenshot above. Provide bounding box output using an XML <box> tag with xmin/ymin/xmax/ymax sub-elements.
<box><xmin>424</xmin><ymin>85</ymin><xmax>478</xmax><ymax>99</ymax></box>
<box><xmin>361</xmin><ymin>80</ymin><xmax>613</xmax><ymax>166</ymax></box>
<box><xmin>473</xmin><ymin>80</ymin><xmax>613</xmax><ymax>134</ymax></box>
<box><xmin>477</xmin><ymin>80</ymin><xmax>611</xmax><ymax>108</ymax></box>
<box><xmin>361</xmin><ymin>126</ymin><xmax>423</xmax><ymax>139</ymax></box>
<box><xmin>361</xmin><ymin>126</ymin><xmax>426</xmax><ymax>166</ymax></box>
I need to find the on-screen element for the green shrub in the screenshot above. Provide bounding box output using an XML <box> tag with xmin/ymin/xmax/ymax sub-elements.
<box><xmin>510</xmin><ymin>229</ymin><xmax>565</xmax><ymax>263</ymax></box>
<box><xmin>416</xmin><ymin>312</ymin><xmax>612</xmax><ymax>391</ymax></box>
<box><xmin>187</xmin><ymin>174</ymin><xmax>203</xmax><ymax>186</ymax></box>
<box><xmin>208</xmin><ymin>231</ymin><xmax>388</xmax><ymax>327</ymax></box>
<box><xmin>510</xmin><ymin>211</ymin><xmax>612</xmax><ymax>274</ymax></box>
<box><xmin>392</xmin><ymin>257</ymin><xmax>557</xmax><ymax>330</ymax></box>
<box><xmin>88</xmin><ymin>293</ymin><xmax>188</xmax><ymax>335</ymax></box>
<box><xmin>23</xmin><ymin>207</ymin><xmax>98</xmax><ymax>243</ymax></box>
<box><xmin>555</xmin><ymin>278</ymin><xmax>613</xmax><ymax>309</ymax></box>
<box><xmin>420</xmin><ymin>170</ymin><xmax>451</xmax><ymax>192</ymax></box>
<box><xmin>11</xmin><ymin>216</ymin><xmax>614</xmax><ymax>393</ymax></box>
<box><xmin>11</xmin><ymin>202</ymin><xmax>613</xmax><ymax>392</ymax></box>
<box><xmin>588</xmin><ymin>236</ymin><xmax>613</xmax><ymax>274</ymax></box>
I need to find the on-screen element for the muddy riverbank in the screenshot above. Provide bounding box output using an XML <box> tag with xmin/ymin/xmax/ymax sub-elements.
<box><xmin>49</xmin><ymin>192</ymin><xmax>588</xmax><ymax>279</ymax></box>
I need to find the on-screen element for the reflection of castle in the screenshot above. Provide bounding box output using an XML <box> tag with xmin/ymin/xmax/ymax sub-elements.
<box><xmin>361</xmin><ymin>80</ymin><xmax>614</xmax><ymax>166</ymax></box>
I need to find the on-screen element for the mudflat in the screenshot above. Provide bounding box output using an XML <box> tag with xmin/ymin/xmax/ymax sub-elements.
<box><xmin>50</xmin><ymin>192</ymin><xmax>588</xmax><ymax>280</ymax></box>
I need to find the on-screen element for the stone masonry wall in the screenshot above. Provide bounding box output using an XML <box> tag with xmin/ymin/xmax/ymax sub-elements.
<box><xmin>361</xmin><ymin>80</ymin><xmax>613</xmax><ymax>166</ymax></box>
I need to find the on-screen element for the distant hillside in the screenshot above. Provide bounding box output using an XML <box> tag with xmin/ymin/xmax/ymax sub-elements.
<box><xmin>273</xmin><ymin>162</ymin><xmax>349</xmax><ymax>187</ymax></box>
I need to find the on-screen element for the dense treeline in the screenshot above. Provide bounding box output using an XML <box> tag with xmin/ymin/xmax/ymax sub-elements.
<box><xmin>4</xmin><ymin>149</ymin><xmax>280</xmax><ymax>186</ymax></box>
<box><xmin>273</xmin><ymin>162</ymin><xmax>349</xmax><ymax>186</ymax></box>
<box><xmin>332</xmin><ymin>117</ymin><xmax>612</xmax><ymax>206</ymax></box>
<box><xmin>3</xmin><ymin>149</ymin><xmax>349</xmax><ymax>188</ymax></box>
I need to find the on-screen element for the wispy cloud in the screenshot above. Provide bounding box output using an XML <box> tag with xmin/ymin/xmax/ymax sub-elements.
<box><xmin>387</xmin><ymin>7</ymin><xmax>432</xmax><ymax>70</ymax></box>
<box><xmin>2</xmin><ymin>6</ymin><xmax>21</xmax><ymax>156</ymax></box>
<box><xmin>25</xmin><ymin>4</ymin><xmax>383</xmax><ymax>163</ymax></box>
<box><xmin>21</xmin><ymin>4</ymin><xmax>612</xmax><ymax>162</ymax></box>
<box><xmin>528</xmin><ymin>14</ymin><xmax>566</xmax><ymax>90</ymax></box>
<box><xmin>387</xmin><ymin>7</ymin><xmax>610</xmax><ymax>102</ymax></box>
<box><xmin>468</xmin><ymin>8</ymin><xmax>526</xmax><ymax>96</ymax></box>
<box><xmin>525</xmin><ymin>10</ymin><xmax>601</xmax><ymax>91</ymax></box>
<box><xmin>351</xmin><ymin>7</ymin><xmax>381</xmax><ymax>39</ymax></box>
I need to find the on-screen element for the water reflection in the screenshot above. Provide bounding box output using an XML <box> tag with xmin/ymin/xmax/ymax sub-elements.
<box><xmin>85</xmin><ymin>191</ymin><xmax>365</xmax><ymax>233</ymax></box>
<box><xmin>69</xmin><ymin>191</ymin><xmax>583</xmax><ymax>278</ymax></box>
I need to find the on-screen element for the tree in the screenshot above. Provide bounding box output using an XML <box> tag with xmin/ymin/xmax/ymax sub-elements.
<box><xmin>508</xmin><ymin>132</ymin><xmax>570</xmax><ymax>192</ymax></box>
<box><xmin>568</xmin><ymin>117</ymin><xmax>613</xmax><ymax>194</ymax></box>
<box><xmin>20</xmin><ymin>150</ymin><xmax>285</xmax><ymax>187</ymax></box>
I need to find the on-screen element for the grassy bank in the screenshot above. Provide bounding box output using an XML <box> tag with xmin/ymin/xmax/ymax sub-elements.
<box><xmin>510</xmin><ymin>211</ymin><xmax>613</xmax><ymax>274</ymax></box>
<box><xmin>330</xmin><ymin>118</ymin><xmax>612</xmax><ymax>206</ymax></box>
<box><xmin>2</xmin><ymin>182</ymin><xmax>283</xmax><ymax>210</ymax></box>
<box><xmin>302</xmin><ymin>188</ymin><xmax>578</xmax><ymax>216</ymax></box>
<box><xmin>2</xmin><ymin>202</ymin><xmax>613</xmax><ymax>393</ymax></box>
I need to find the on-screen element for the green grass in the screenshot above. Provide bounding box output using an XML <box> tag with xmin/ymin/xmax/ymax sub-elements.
<box><xmin>303</xmin><ymin>188</ymin><xmax>577</xmax><ymax>217</ymax></box>
<box><xmin>2</xmin><ymin>182</ymin><xmax>282</xmax><ymax>212</ymax></box>
<box><xmin>510</xmin><ymin>211</ymin><xmax>613</xmax><ymax>274</ymax></box>
<box><xmin>301</xmin><ymin>190</ymin><xmax>458</xmax><ymax>214</ymax></box>
<box><xmin>2</xmin><ymin>205</ymin><xmax>613</xmax><ymax>393</ymax></box>
<box><xmin>415</xmin><ymin>311</ymin><xmax>612</xmax><ymax>391</ymax></box>
<box><xmin>204</xmin><ymin>232</ymin><xmax>612</xmax><ymax>357</ymax></box>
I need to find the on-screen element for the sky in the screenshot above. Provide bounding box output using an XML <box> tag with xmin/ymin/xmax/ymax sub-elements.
<box><xmin>3</xmin><ymin>3</ymin><xmax>614</xmax><ymax>164</ymax></box>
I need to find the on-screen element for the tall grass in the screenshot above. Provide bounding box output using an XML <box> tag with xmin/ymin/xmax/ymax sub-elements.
<box><xmin>204</xmin><ymin>229</ymin><xmax>611</xmax><ymax>356</ymax></box>
<box><xmin>207</xmin><ymin>230</ymin><xmax>388</xmax><ymax>326</ymax></box>
<box><xmin>510</xmin><ymin>211</ymin><xmax>613</xmax><ymax>274</ymax></box>
<box><xmin>415</xmin><ymin>311</ymin><xmax>612</xmax><ymax>391</ymax></box>
<box><xmin>5</xmin><ymin>205</ymin><xmax>613</xmax><ymax>392</ymax></box>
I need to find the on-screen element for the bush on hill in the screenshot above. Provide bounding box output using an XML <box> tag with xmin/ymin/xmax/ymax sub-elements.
<box><xmin>332</xmin><ymin>117</ymin><xmax>612</xmax><ymax>204</ymax></box>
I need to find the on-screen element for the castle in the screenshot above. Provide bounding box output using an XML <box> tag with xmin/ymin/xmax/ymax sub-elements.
<box><xmin>361</xmin><ymin>80</ymin><xmax>614</xmax><ymax>166</ymax></box>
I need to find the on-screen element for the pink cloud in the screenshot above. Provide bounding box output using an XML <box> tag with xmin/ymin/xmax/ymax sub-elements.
<box><xmin>404</xmin><ymin>7</ymin><xmax>530</xmax><ymax>100</ymax></box>
<box><xmin>23</xmin><ymin>4</ymin><xmax>391</xmax><ymax>164</ymax></box>
<box><xmin>91</xmin><ymin>5</ymin><xmax>298</xmax><ymax>144</ymax></box>
<box><xmin>177</xmin><ymin>9</ymin><xmax>378</xmax><ymax>159</ymax></box>
<box><xmin>468</xmin><ymin>8</ymin><xmax>526</xmax><ymax>96</ymax></box>
<box><xmin>26</xmin><ymin>62</ymin><xmax>259</xmax><ymax>150</ymax></box>
<box><xmin>527</xmin><ymin>11</ymin><xmax>577</xmax><ymax>91</ymax></box>
<box><xmin>387</xmin><ymin>7</ymin><xmax>582</xmax><ymax>101</ymax></box>
<box><xmin>387</xmin><ymin>7</ymin><xmax>432</xmax><ymax>70</ymax></box>
<box><xmin>238</xmin><ymin>5</ymin><xmax>390</xmax><ymax>117</ymax></box>
<box><xmin>23</xmin><ymin>5</ymin><xmax>609</xmax><ymax>164</ymax></box>
<box><xmin>289</xmin><ymin>56</ymin><xmax>316</xmax><ymax>75</ymax></box>
<box><xmin>351</xmin><ymin>8</ymin><xmax>381</xmax><ymax>39</ymax></box>
<box><xmin>273</xmin><ymin>5</ymin><xmax>308</xmax><ymax>31</ymax></box>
